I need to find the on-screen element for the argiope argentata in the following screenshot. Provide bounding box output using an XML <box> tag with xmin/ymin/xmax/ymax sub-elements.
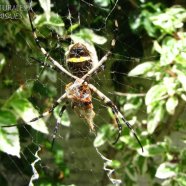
<box><xmin>27</xmin><ymin>6</ymin><xmax>143</xmax><ymax>152</ymax></box>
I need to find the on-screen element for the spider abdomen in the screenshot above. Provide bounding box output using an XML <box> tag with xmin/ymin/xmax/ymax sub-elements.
<box><xmin>66</xmin><ymin>43</ymin><xmax>93</xmax><ymax>77</ymax></box>
<box><xmin>67</xmin><ymin>60</ymin><xmax>92</xmax><ymax>77</ymax></box>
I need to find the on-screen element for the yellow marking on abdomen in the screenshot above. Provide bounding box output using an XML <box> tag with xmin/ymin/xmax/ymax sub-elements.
<box><xmin>67</xmin><ymin>56</ymin><xmax>91</xmax><ymax>63</ymax></box>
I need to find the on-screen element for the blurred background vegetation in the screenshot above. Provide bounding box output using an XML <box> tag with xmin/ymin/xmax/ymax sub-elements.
<box><xmin>0</xmin><ymin>0</ymin><xmax>186</xmax><ymax>185</ymax></box>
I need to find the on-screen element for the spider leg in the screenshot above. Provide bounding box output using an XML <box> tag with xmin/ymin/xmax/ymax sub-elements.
<box><xmin>89</xmin><ymin>84</ymin><xmax>143</xmax><ymax>152</ymax></box>
<box><xmin>51</xmin><ymin>104</ymin><xmax>67</xmax><ymax>148</ymax></box>
<box><xmin>2</xmin><ymin>93</ymin><xmax>67</xmax><ymax>128</ymax></box>
<box><xmin>82</xmin><ymin>51</ymin><xmax>111</xmax><ymax>81</ymax></box>
<box><xmin>29</xmin><ymin>93</ymin><xmax>67</xmax><ymax>122</ymax></box>
<box><xmin>81</xmin><ymin>21</ymin><xmax>118</xmax><ymax>81</ymax></box>
<box><xmin>28</xmin><ymin>7</ymin><xmax>77</xmax><ymax>80</ymax></box>
<box><xmin>82</xmin><ymin>37</ymin><xmax>116</xmax><ymax>81</ymax></box>
<box><xmin>30</xmin><ymin>57</ymin><xmax>61</xmax><ymax>73</ymax></box>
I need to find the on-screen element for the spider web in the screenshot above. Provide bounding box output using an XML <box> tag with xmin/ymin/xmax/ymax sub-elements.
<box><xmin>0</xmin><ymin>0</ymin><xmax>156</xmax><ymax>186</ymax></box>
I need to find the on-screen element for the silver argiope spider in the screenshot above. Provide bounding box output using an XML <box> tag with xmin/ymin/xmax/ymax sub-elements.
<box><xmin>27</xmin><ymin>7</ymin><xmax>143</xmax><ymax>152</ymax></box>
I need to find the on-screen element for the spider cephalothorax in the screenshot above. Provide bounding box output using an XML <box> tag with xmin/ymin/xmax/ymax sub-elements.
<box><xmin>66</xmin><ymin>43</ymin><xmax>93</xmax><ymax>77</ymax></box>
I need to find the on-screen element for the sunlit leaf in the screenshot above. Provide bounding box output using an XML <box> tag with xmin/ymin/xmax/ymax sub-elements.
<box><xmin>54</xmin><ymin>106</ymin><xmax>70</xmax><ymax>127</ymax></box>
<box><xmin>0</xmin><ymin>111</ymin><xmax>20</xmax><ymax>157</ymax></box>
<box><xmin>163</xmin><ymin>77</ymin><xmax>177</xmax><ymax>96</ymax></box>
<box><xmin>160</xmin><ymin>37</ymin><xmax>179</xmax><ymax>66</ymax></box>
<box><xmin>181</xmin><ymin>94</ymin><xmax>186</xmax><ymax>102</ymax></box>
<box><xmin>128</xmin><ymin>62</ymin><xmax>154</xmax><ymax>76</ymax></box>
<box><xmin>150</xmin><ymin>6</ymin><xmax>186</xmax><ymax>34</ymax></box>
<box><xmin>94</xmin><ymin>132</ymin><xmax>106</xmax><ymax>147</ymax></box>
<box><xmin>94</xmin><ymin>0</ymin><xmax>111</xmax><ymax>7</ymax></box>
<box><xmin>139</xmin><ymin>142</ymin><xmax>167</xmax><ymax>157</ymax></box>
<box><xmin>94</xmin><ymin>125</ymin><xmax>115</xmax><ymax>147</ymax></box>
<box><xmin>153</xmin><ymin>40</ymin><xmax>162</xmax><ymax>54</ymax></box>
<box><xmin>109</xmin><ymin>160</ymin><xmax>121</xmax><ymax>169</ymax></box>
<box><xmin>9</xmin><ymin>98</ymin><xmax>48</xmax><ymax>134</ymax></box>
<box><xmin>0</xmin><ymin>53</ymin><xmax>6</xmax><ymax>73</ymax></box>
<box><xmin>35</xmin><ymin>13</ymin><xmax>64</xmax><ymax>27</ymax></box>
<box><xmin>145</xmin><ymin>84</ymin><xmax>167</xmax><ymax>105</ymax></box>
<box><xmin>176</xmin><ymin>175</ymin><xmax>186</xmax><ymax>185</ymax></box>
<box><xmin>166</xmin><ymin>96</ymin><xmax>178</xmax><ymax>115</ymax></box>
<box><xmin>147</xmin><ymin>103</ymin><xmax>165</xmax><ymax>134</ymax></box>
<box><xmin>0</xmin><ymin>127</ymin><xmax>20</xmax><ymax>158</ymax></box>
<box><xmin>155</xmin><ymin>162</ymin><xmax>177</xmax><ymax>179</ymax></box>
<box><xmin>39</xmin><ymin>0</ymin><xmax>51</xmax><ymax>20</ymax></box>
<box><xmin>68</xmin><ymin>23</ymin><xmax>79</xmax><ymax>33</ymax></box>
<box><xmin>72</xmin><ymin>28</ymin><xmax>107</xmax><ymax>45</ymax></box>
<box><xmin>178</xmin><ymin>75</ymin><xmax>186</xmax><ymax>92</ymax></box>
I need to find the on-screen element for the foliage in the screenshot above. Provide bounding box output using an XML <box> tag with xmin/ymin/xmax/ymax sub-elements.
<box><xmin>95</xmin><ymin>1</ymin><xmax>186</xmax><ymax>186</ymax></box>
<box><xmin>0</xmin><ymin>0</ymin><xmax>186</xmax><ymax>186</ymax></box>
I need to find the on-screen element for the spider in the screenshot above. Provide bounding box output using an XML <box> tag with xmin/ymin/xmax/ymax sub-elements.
<box><xmin>27</xmin><ymin>7</ymin><xmax>143</xmax><ymax>152</ymax></box>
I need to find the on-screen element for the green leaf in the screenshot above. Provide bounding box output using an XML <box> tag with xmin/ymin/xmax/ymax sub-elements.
<box><xmin>54</xmin><ymin>149</ymin><xmax>64</xmax><ymax>164</ymax></box>
<box><xmin>163</xmin><ymin>77</ymin><xmax>177</xmax><ymax>96</ymax></box>
<box><xmin>4</xmin><ymin>84</ymin><xmax>33</xmax><ymax>107</ymax></box>
<box><xmin>139</xmin><ymin>142</ymin><xmax>167</xmax><ymax>157</ymax></box>
<box><xmin>0</xmin><ymin>127</ymin><xmax>20</xmax><ymax>158</ymax></box>
<box><xmin>128</xmin><ymin>62</ymin><xmax>154</xmax><ymax>76</ymax></box>
<box><xmin>145</xmin><ymin>84</ymin><xmax>167</xmax><ymax>106</ymax></box>
<box><xmin>124</xmin><ymin>101</ymin><xmax>141</xmax><ymax>113</ymax></box>
<box><xmin>178</xmin><ymin>75</ymin><xmax>186</xmax><ymax>92</ymax></box>
<box><xmin>153</xmin><ymin>40</ymin><xmax>162</xmax><ymax>54</ymax></box>
<box><xmin>94</xmin><ymin>0</ymin><xmax>111</xmax><ymax>7</ymax></box>
<box><xmin>0</xmin><ymin>53</ymin><xmax>6</xmax><ymax>73</ymax></box>
<box><xmin>160</xmin><ymin>37</ymin><xmax>179</xmax><ymax>66</ymax></box>
<box><xmin>35</xmin><ymin>13</ymin><xmax>64</xmax><ymax>29</ymax></box>
<box><xmin>93</xmin><ymin>125</ymin><xmax>114</xmax><ymax>147</ymax></box>
<box><xmin>109</xmin><ymin>160</ymin><xmax>121</xmax><ymax>169</ymax></box>
<box><xmin>94</xmin><ymin>132</ymin><xmax>106</xmax><ymax>147</ymax></box>
<box><xmin>0</xmin><ymin>110</ymin><xmax>16</xmax><ymax>126</ymax></box>
<box><xmin>71</xmin><ymin>28</ymin><xmax>107</xmax><ymax>45</ymax></box>
<box><xmin>147</xmin><ymin>103</ymin><xmax>165</xmax><ymax>134</ymax></box>
<box><xmin>54</xmin><ymin>106</ymin><xmax>70</xmax><ymax>127</ymax></box>
<box><xmin>125</xmin><ymin>167</ymin><xmax>137</xmax><ymax>181</ymax></box>
<box><xmin>0</xmin><ymin>110</ymin><xmax>20</xmax><ymax>157</ymax></box>
<box><xmin>150</xmin><ymin>6</ymin><xmax>186</xmax><ymax>34</ymax></box>
<box><xmin>143</xmin><ymin>15</ymin><xmax>158</xmax><ymax>37</ymax></box>
<box><xmin>166</xmin><ymin>96</ymin><xmax>178</xmax><ymax>115</ymax></box>
<box><xmin>120</xmin><ymin>130</ymin><xmax>145</xmax><ymax>151</ymax></box>
<box><xmin>9</xmin><ymin>98</ymin><xmax>48</xmax><ymax>134</ymax></box>
<box><xmin>130</xmin><ymin>3</ymin><xmax>163</xmax><ymax>37</ymax></box>
<box><xmin>49</xmin><ymin>13</ymin><xmax>64</xmax><ymax>27</ymax></box>
<box><xmin>155</xmin><ymin>162</ymin><xmax>177</xmax><ymax>179</ymax></box>
<box><xmin>39</xmin><ymin>0</ymin><xmax>51</xmax><ymax>20</ymax></box>
<box><xmin>181</xmin><ymin>94</ymin><xmax>186</xmax><ymax>102</ymax></box>
<box><xmin>68</xmin><ymin>23</ymin><xmax>79</xmax><ymax>33</ymax></box>
<box><xmin>176</xmin><ymin>175</ymin><xmax>186</xmax><ymax>185</ymax></box>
